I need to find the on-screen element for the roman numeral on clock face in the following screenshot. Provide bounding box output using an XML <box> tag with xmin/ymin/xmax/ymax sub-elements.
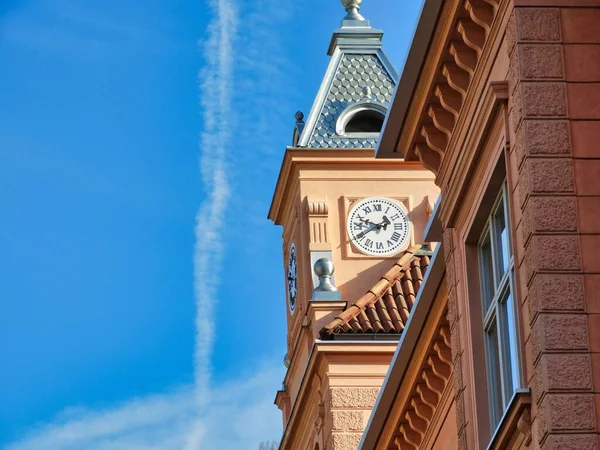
<box><xmin>394</xmin><ymin>223</ymin><xmax>403</xmax><ymax>230</ymax></box>
<box><xmin>391</xmin><ymin>213</ymin><xmax>400</xmax><ymax>220</ymax></box>
<box><xmin>391</xmin><ymin>232</ymin><xmax>401</xmax><ymax>242</ymax></box>
<box><xmin>373</xmin><ymin>204</ymin><xmax>382</xmax><ymax>212</ymax></box>
<box><xmin>354</xmin><ymin>222</ymin><xmax>366</xmax><ymax>231</ymax></box>
<box><xmin>364</xmin><ymin>239</ymin><xmax>374</xmax><ymax>249</ymax></box>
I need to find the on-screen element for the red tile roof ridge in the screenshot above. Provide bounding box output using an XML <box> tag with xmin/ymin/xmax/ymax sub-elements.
<box><xmin>321</xmin><ymin>244</ymin><xmax>423</xmax><ymax>336</ymax></box>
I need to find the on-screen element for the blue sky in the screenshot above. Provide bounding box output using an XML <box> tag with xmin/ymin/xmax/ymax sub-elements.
<box><xmin>0</xmin><ymin>1</ymin><xmax>423</xmax><ymax>448</ymax></box>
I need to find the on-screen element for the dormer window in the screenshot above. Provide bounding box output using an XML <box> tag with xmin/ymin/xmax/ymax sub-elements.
<box><xmin>336</xmin><ymin>103</ymin><xmax>387</xmax><ymax>137</ymax></box>
<box><xmin>345</xmin><ymin>109</ymin><xmax>385</xmax><ymax>133</ymax></box>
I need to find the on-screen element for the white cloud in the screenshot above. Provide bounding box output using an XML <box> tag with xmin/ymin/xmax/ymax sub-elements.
<box><xmin>7</xmin><ymin>362</ymin><xmax>284</xmax><ymax>450</ymax></box>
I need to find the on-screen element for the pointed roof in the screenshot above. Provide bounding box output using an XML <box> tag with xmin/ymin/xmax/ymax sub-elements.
<box><xmin>320</xmin><ymin>245</ymin><xmax>432</xmax><ymax>337</ymax></box>
<box><xmin>297</xmin><ymin>2</ymin><xmax>399</xmax><ymax>149</ymax></box>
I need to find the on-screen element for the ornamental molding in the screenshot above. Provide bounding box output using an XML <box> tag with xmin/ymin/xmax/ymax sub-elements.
<box><xmin>307</xmin><ymin>198</ymin><xmax>331</xmax><ymax>251</ymax></box>
<box><xmin>390</xmin><ymin>320</ymin><xmax>453</xmax><ymax>450</ymax></box>
<box><xmin>396</xmin><ymin>0</ymin><xmax>507</xmax><ymax>180</ymax></box>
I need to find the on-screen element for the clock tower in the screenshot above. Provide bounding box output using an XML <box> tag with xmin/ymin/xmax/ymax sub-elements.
<box><xmin>268</xmin><ymin>2</ymin><xmax>439</xmax><ymax>448</ymax></box>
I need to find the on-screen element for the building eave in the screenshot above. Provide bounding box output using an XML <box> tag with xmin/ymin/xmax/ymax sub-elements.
<box><xmin>376</xmin><ymin>0</ymin><xmax>444</xmax><ymax>159</ymax></box>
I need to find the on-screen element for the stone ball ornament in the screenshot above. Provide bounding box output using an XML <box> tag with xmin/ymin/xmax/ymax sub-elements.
<box><xmin>341</xmin><ymin>0</ymin><xmax>365</xmax><ymax>21</ymax></box>
<box><xmin>313</xmin><ymin>258</ymin><xmax>338</xmax><ymax>293</ymax></box>
<box><xmin>314</xmin><ymin>258</ymin><xmax>335</xmax><ymax>279</ymax></box>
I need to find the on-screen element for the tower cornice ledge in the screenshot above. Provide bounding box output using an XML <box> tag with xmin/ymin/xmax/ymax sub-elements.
<box><xmin>268</xmin><ymin>148</ymin><xmax>427</xmax><ymax>226</ymax></box>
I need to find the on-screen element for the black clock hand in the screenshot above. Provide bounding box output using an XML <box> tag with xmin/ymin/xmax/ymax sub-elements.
<box><xmin>354</xmin><ymin>223</ymin><xmax>378</xmax><ymax>240</ymax></box>
<box><xmin>356</xmin><ymin>214</ymin><xmax>371</xmax><ymax>226</ymax></box>
<box><xmin>377</xmin><ymin>215</ymin><xmax>391</xmax><ymax>231</ymax></box>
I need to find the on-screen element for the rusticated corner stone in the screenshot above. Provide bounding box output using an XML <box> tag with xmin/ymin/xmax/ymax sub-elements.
<box><xmin>524</xmin><ymin>236</ymin><xmax>581</xmax><ymax>283</ymax></box>
<box><xmin>506</xmin><ymin>14</ymin><xmax>517</xmax><ymax>56</ymax></box>
<box><xmin>514</xmin><ymin>122</ymin><xmax>526</xmax><ymax>168</ymax></box>
<box><xmin>521</xmin><ymin>158</ymin><xmax>575</xmax><ymax>196</ymax></box>
<box><xmin>509</xmin><ymin>52</ymin><xmax>520</xmax><ymax>95</ymax></box>
<box><xmin>543</xmin><ymin>434</ymin><xmax>598</xmax><ymax>450</ymax></box>
<box><xmin>510</xmin><ymin>83</ymin><xmax>524</xmax><ymax>131</ymax></box>
<box><xmin>538</xmin><ymin>353</ymin><xmax>592</xmax><ymax>395</ymax></box>
<box><xmin>537</xmin><ymin>394</ymin><xmax>595</xmax><ymax>442</ymax></box>
<box><xmin>524</xmin><ymin>120</ymin><xmax>570</xmax><ymax>158</ymax></box>
<box><xmin>515</xmin><ymin>8</ymin><xmax>561</xmax><ymax>42</ymax></box>
<box><xmin>518</xmin><ymin>45</ymin><xmax>564</xmax><ymax>79</ymax></box>
<box><xmin>331</xmin><ymin>432</ymin><xmax>362</xmax><ymax>450</ymax></box>
<box><xmin>331</xmin><ymin>410</ymin><xmax>365</xmax><ymax>432</ymax></box>
<box><xmin>330</xmin><ymin>387</ymin><xmax>379</xmax><ymax>409</ymax></box>
<box><xmin>531</xmin><ymin>314</ymin><xmax>589</xmax><ymax>362</ymax></box>
<box><xmin>521</xmin><ymin>83</ymin><xmax>567</xmax><ymax>117</ymax></box>
<box><xmin>521</xmin><ymin>197</ymin><xmax>577</xmax><ymax>244</ymax></box>
<box><xmin>528</xmin><ymin>274</ymin><xmax>585</xmax><ymax>323</ymax></box>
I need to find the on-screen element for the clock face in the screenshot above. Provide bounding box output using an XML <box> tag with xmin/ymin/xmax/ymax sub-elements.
<box><xmin>347</xmin><ymin>197</ymin><xmax>410</xmax><ymax>256</ymax></box>
<box><xmin>287</xmin><ymin>242</ymin><xmax>297</xmax><ymax>313</ymax></box>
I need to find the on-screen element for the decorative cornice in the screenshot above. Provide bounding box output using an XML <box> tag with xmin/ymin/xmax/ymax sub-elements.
<box><xmin>405</xmin><ymin>0</ymin><xmax>501</xmax><ymax>175</ymax></box>
<box><xmin>268</xmin><ymin>148</ymin><xmax>413</xmax><ymax>226</ymax></box>
<box><xmin>390</xmin><ymin>319</ymin><xmax>453</xmax><ymax>450</ymax></box>
<box><xmin>379</xmin><ymin>0</ymin><xmax>513</xmax><ymax>189</ymax></box>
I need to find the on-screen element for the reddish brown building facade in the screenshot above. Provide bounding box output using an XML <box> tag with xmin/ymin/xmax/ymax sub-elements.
<box><xmin>360</xmin><ymin>0</ymin><xmax>600</xmax><ymax>449</ymax></box>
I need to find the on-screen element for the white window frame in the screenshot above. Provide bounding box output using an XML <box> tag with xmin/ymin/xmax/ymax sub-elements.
<box><xmin>477</xmin><ymin>183</ymin><xmax>523</xmax><ymax>431</ymax></box>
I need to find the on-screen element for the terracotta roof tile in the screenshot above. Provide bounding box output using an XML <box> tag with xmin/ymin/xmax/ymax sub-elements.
<box><xmin>320</xmin><ymin>245</ymin><xmax>430</xmax><ymax>337</ymax></box>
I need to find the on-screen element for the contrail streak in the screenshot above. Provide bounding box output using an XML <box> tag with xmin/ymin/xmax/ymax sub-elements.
<box><xmin>187</xmin><ymin>0</ymin><xmax>237</xmax><ymax>447</ymax></box>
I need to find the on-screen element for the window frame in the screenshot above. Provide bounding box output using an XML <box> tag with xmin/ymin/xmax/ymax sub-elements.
<box><xmin>476</xmin><ymin>183</ymin><xmax>523</xmax><ymax>431</ymax></box>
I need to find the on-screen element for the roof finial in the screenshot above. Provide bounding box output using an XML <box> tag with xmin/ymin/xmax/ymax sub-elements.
<box><xmin>341</xmin><ymin>0</ymin><xmax>365</xmax><ymax>21</ymax></box>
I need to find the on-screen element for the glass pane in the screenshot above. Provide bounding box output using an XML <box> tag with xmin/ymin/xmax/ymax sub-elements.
<box><xmin>494</xmin><ymin>196</ymin><xmax>511</xmax><ymax>275</ymax></box>
<box><xmin>479</xmin><ymin>232</ymin><xmax>495</xmax><ymax>312</ymax></box>
<box><xmin>500</xmin><ymin>286</ymin><xmax>520</xmax><ymax>400</ymax></box>
<box><xmin>485</xmin><ymin>318</ymin><xmax>503</xmax><ymax>430</ymax></box>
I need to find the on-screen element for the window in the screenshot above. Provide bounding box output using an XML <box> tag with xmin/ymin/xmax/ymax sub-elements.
<box><xmin>345</xmin><ymin>109</ymin><xmax>384</xmax><ymax>133</ymax></box>
<box><xmin>335</xmin><ymin>103</ymin><xmax>387</xmax><ymax>136</ymax></box>
<box><xmin>477</xmin><ymin>183</ymin><xmax>522</xmax><ymax>430</ymax></box>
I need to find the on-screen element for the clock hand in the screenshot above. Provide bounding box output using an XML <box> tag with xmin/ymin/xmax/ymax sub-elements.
<box><xmin>354</xmin><ymin>223</ymin><xmax>378</xmax><ymax>240</ymax></box>
<box><xmin>377</xmin><ymin>215</ymin><xmax>391</xmax><ymax>231</ymax></box>
<box><xmin>356</xmin><ymin>214</ymin><xmax>371</xmax><ymax>226</ymax></box>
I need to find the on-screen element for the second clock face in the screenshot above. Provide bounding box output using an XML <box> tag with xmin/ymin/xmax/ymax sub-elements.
<box><xmin>287</xmin><ymin>242</ymin><xmax>297</xmax><ymax>313</ymax></box>
<box><xmin>347</xmin><ymin>197</ymin><xmax>410</xmax><ymax>256</ymax></box>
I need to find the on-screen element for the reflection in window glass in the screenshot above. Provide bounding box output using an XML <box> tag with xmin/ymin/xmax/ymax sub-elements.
<box><xmin>494</xmin><ymin>199</ymin><xmax>511</xmax><ymax>275</ymax></box>
<box><xmin>486</xmin><ymin>319</ymin><xmax>503</xmax><ymax>428</ymax></box>
<box><xmin>479</xmin><ymin>232</ymin><xmax>495</xmax><ymax>311</ymax></box>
